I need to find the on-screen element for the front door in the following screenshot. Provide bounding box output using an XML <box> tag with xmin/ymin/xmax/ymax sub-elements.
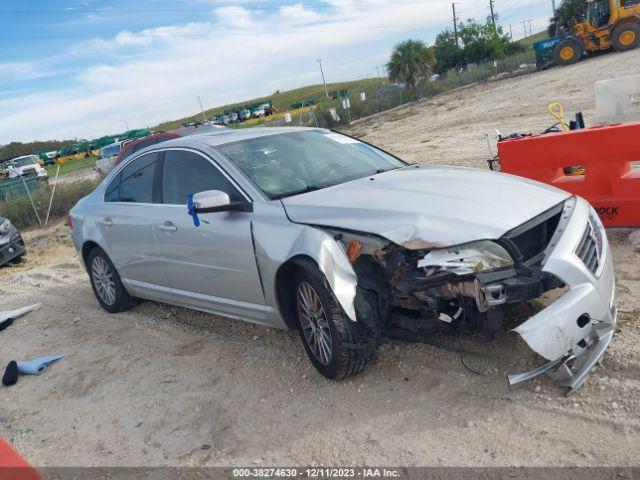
<box><xmin>152</xmin><ymin>148</ymin><xmax>265</xmax><ymax>317</ymax></box>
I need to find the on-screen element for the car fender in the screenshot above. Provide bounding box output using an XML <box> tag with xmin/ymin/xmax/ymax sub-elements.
<box><xmin>251</xmin><ymin>211</ymin><xmax>357</xmax><ymax>322</ymax></box>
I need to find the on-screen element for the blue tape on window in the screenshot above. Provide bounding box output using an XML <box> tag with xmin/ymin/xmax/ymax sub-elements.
<box><xmin>187</xmin><ymin>193</ymin><xmax>200</xmax><ymax>227</ymax></box>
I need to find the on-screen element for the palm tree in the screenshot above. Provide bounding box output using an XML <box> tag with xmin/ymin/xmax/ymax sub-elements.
<box><xmin>386</xmin><ymin>39</ymin><xmax>436</xmax><ymax>90</ymax></box>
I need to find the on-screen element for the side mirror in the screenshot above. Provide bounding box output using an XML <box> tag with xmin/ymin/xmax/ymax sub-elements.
<box><xmin>192</xmin><ymin>190</ymin><xmax>253</xmax><ymax>213</ymax></box>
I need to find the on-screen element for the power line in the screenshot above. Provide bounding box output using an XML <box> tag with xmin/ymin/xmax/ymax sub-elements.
<box><xmin>0</xmin><ymin>19</ymin><xmax>450</xmax><ymax>39</ymax></box>
<box><xmin>0</xmin><ymin>1</ymin><xmax>451</xmax><ymax>15</ymax></box>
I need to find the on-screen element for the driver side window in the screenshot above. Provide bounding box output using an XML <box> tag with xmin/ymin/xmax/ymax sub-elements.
<box><xmin>162</xmin><ymin>150</ymin><xmax>243</xmax><ymax>205</ymax></box>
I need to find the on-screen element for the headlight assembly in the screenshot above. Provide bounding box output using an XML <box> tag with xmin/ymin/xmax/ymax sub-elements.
<box><xmin>417</xmin><ymin>240</ymin><xmax>514</xmax><ymax>275</ymax></box>
<box><xmin>0</xmin><ymin>219</ymin><xmax>11</xmax><ymax>236</ymax></box>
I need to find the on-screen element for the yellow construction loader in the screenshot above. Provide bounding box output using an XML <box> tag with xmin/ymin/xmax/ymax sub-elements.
<box><xmin>554</xmin><ymin>0</ymin><xmax>640</xmax><ymax>65</ymax></box>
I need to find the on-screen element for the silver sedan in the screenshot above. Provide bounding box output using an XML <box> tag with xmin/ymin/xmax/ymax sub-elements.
<box><xmin>69</xmin><ymin>127</ymin><xmax>616</xmax><ymax>390</ymax></box>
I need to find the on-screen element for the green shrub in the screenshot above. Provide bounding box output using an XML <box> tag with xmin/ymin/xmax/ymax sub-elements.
<box><xmin>0</xmin><ymin>179</ymin><xmax>99</xmax><ymax>230</ymax></box>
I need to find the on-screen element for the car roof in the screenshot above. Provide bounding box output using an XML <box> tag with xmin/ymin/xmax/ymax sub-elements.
<box><xmin>170</xmin><ymin>124</ymin><xmax>228</xmax><ymax>137</ymax></box>
<box><xmin>154</xmin><ymin>126</ymin><xmax>329</xmax><ymax>149</ymax></box>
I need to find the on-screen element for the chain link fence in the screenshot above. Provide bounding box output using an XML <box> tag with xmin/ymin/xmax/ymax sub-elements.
<box><xmin>241</xmin><ymin>49</ymin><xmax>536</xmax><ymax>131</ymax></box>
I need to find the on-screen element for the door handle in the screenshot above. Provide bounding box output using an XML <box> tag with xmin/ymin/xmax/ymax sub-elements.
<box><xmin>158</xmin><ymin>221</ymin><xmax>177</xmax><ymax>232</ymax></box>
<box><xmin>100</xmin><ymin>217</ymin><xmax>113</xmax><ymax>227</ymax></box>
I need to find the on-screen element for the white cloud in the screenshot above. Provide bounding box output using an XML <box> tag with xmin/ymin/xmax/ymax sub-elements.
<box><xmin>0</xmin><ymin>0</ymin><xmax>542</xmax><ymax>142</ymax></box>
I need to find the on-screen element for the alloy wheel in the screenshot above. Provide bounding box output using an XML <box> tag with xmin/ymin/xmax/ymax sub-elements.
<box><xmin>297</xmin><ymin>281</ymin><xmax>333</xmax><ymax>365</ymax></box>
<box><xmin>91</xmin><ymin>256</ymin><xmax>116</xmax><ymax>306</ymax></box>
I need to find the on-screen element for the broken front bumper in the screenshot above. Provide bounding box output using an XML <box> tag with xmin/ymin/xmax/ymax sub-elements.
<box><xmin>507</xmin><ymin>197</ymin><xmax>616</xmax><ymax>393</ymax></box>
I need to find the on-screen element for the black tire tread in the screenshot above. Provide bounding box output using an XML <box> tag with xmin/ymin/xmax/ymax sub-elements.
<box><xmin>612</xmin><ymin>22</ymin><xmax>640</xmax><ymax>51</ymax></box>
<box><xmin>293</xmin><ymin>261</ymin><xmax>373</xmax><ymax>380</ymax></box>
<box><xmin>553</xmin><ymin>39</ymin><xmax>582</xmax><ymax>66</ymax></box>
<box><xmin>87</xmin><ymin>247</ymin><xmax>138</xmax><ymax>313</ymax></box>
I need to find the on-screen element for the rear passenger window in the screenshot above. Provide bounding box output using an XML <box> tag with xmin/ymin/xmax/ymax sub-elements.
<box><xmin>106</xmin><ymin>152</ymin><xmax>159</xmax><ymax>203</ymax></box>
<box><xmin>162</xmin><ymin>150</ymin><xmax>243</xmax><ymax>205</ymax></box>
<box><xmin>104</xmin><ymin>172</ymin><xmax>121</xmax><ymax>202</ymax></box>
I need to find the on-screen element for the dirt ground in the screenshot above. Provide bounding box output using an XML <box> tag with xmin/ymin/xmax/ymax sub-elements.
<box><xmin>1</xmin><ymin>49</ymin><xmax>640</xmax><ymax>468</ymax></box>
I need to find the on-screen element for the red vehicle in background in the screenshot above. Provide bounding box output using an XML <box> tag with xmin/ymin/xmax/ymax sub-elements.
<box><xmin>114</xmin><ymin>123</ymin><xmax>227</xmax><ymax>166</ymax></box>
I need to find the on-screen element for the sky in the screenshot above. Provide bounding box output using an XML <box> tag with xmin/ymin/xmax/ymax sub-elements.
<box><xmin>0</xmin><ymin>0</ymin><xmax>554</xmax><ymax>143</ymax></box>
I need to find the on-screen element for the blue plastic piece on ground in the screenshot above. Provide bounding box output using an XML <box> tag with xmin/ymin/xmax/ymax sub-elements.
<box><xmin>17</xmin><ymin>355</ymin><xmax>63</xmax><ymax>375</ymax></box>
<box><xmin>187</xmin><ymin>193</ymin><xmax>200</xmax><ymax>227</ymax></box>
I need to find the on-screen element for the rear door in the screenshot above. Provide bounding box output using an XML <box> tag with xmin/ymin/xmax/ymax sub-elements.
<box><xmin>98</xmin><ymin>151</ymin><xmax>170</xmax><ymax>288</ymax></box>
<box><xmin>152</xmin><ymin>148</ymin><xmax>265</xmax><ymax>315</ymax></box>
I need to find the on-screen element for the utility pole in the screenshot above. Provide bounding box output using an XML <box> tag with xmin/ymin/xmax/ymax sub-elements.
<box><xmin>528</xmin><ymin>19</ymin><xmax>533</xmax><ymax>37</ymax></box>
<box><xmin>522</xmin><ymin>20</ymin><xmax>528</xmax><ymax>37</ymax></box>
<box><xmin>316</xmin><ymin>58</ymin><xmax>330</xmax><ymax>99</ymax></box>
<box><xmin>452</xmin><ymin>3</ymin><xmax>459</xmax><ymax>46</ymax></box>
<box><xmin>124</xmin><ymin>120</ymin><xmax>130</xmax><ymax>131</ymax></box>
<box><xmin>196</xmin><ymin>96</ymin><xmax>207</xmax><ymax>122</ymax></box>
<box><xmin>509</xmin><ymin>23</ymin><xmax>513</xmax><ymax>41</ymax></box>
<box><xmin>488</xmin><ymin>0</ymin><xmax>497</xmax><ymax>34</ymax></box>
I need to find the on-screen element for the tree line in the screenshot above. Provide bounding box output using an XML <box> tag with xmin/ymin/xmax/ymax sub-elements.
<box><xmin>387</xmin><ymin>17</ymin><xmax>525</xmax><ymax>88</ymax></box>
<box><xmin>0</xmin><ymin>140</ymin><xmax>76</xmax><ymax>161</ymax></box>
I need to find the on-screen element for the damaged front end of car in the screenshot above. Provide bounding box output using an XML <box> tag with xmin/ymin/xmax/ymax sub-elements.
<box><xmin>320</xmin><ymin>196</ymin><xmax>616</xmax><ymax>394</ymax></box>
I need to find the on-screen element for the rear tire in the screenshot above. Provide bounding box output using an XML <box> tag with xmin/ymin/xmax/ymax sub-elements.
<box><xmin>293</xmin><ymin>263</ymin><xmax>372</xmax><ymax>380</ymax></box>
<box><xmin>612</xmin><ymin>23</ymin><xmax>640</xmax><ymax>51</ymax></box>
<box><xmin>87</xmin><ymin>247</ymin><xmax>137</xmax><ymax>313</ymax></box>
<box><xmin>553</xmin><ymin>39</ymin><xmax>583</xmax><ymax>66</ymax></box>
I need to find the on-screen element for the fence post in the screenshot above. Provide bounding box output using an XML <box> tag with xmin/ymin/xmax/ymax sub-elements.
<box><xmin>20</xmin><ymin>176</ymin><xmax>42</xmax><ymax>225</ymax></box>
<box><xmin>45</xmin><ymin>165</ymin><xmax>61</xmax><ymax>225</ymax></box>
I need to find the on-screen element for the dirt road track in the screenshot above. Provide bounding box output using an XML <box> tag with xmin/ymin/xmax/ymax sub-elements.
<box><xmin>1</xmin><ymin>49</ymin><xmax>639</xmax><ymax>467</ymax></box>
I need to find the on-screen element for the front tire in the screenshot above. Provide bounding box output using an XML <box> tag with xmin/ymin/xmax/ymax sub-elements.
<box><xmin>612</xmin><ymin>23</ymin><xmax>640</xmax><ymax>51</ymax></box>
<box><xmin>553</xmin><ymin>39</ymin><xmax>583</xmax><ymax>66</ymax></box>
<box><xmin>87</xmin><ymin>247</ymin><xmax>137</xmax><ymax>313</ymax></box>
<box><xmin>293</xmin><ymin>264</ymin><xmax>372</xmax><ymax>380</ymax></box>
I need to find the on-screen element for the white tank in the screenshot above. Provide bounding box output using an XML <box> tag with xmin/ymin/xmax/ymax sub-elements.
<box><xmin>594</xmin><ymin>74</ymin><xmax>640</xmax><ymax>124</ymax></box>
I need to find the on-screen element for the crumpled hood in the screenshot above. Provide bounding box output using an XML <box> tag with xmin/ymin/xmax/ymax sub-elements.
<box><xmin>282</xmin><ymin>165</ymin><xmax>570</xmax><ymax>249</ymax></box>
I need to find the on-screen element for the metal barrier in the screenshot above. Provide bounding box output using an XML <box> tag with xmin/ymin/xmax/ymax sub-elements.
<box><xmin>496</xmin><ymin>121</ymin><xmax>640</xmax><ymax>227</ymax></box>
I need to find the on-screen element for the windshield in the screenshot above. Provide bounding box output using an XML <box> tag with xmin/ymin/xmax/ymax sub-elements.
<box><xmin>218</xmin><ymin>130</ymin><xmax>406</xmax><ymax>199</ymax></box>
<box><xmin>587</xmin><ymin>0</ymin><xmax>609</xmax><ymax>26</ymax></box>
<box><xmin>11</xmin><ymin>157</ymin><xmax>37</xmax><ymax>167</ymax></box>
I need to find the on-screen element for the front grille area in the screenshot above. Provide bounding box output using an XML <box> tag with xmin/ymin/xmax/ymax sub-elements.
<box><xmin>502</xmin><ymin>203</ymin><xmax>564</xmax><ymax>265</ymax></box>
<box><xmin>576</xmin><ymin>221</ymin><xmax>600</xmax><ymax>275</ymax></box>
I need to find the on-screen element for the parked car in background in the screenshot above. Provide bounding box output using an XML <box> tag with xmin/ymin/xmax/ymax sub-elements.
<box><xmin>239</xmin><ymin>109</ymin><xmax>252</xmax><ymax>121</ymax></box>
<box><xmin>4</xmin><ymin>155</ymin><xmax>48</xmax><ymax>181</ymax></box>
<box><xmin>251</xmin><ymin>107</ymin><xmax>265</xmax><ymax>118</ymax></box>
<box><xmin>96</xmin><ymin>141</ymin><xmax>131</xmax><ymax>176</ymax></box>
<box><xmin>0</xmin><ymin>216</ymin><xmax>25</xmax><ymax>267</ymax></box>
<box><xmin>99</xmin><ymin>142</ymin><xmax>125</xmax><ymax>160</ymax></box>
<box><xmin>114</xmin><ymin>124</ymin><xmax>228</xmax><ymax>167</ymax></box>
<box><xmin>228</xmin><ymin>112</ymin><xmax>239</xmax><ymax>123</ymax></box>
<box><xmin>220</xmin><ymin>114</ymin><xmax>230</xmax><ymax>124</ymax></box>
<box><xmin>69</xmin><ymin>127</ymin><xmax>615</xmax><ymax>393</ymax></box>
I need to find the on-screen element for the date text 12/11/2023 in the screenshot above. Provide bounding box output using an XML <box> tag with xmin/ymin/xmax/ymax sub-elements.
<box><xmin>232</xmin><ymin>467</ymin><xmax>401</xmax><ymax>478</ymax></box>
